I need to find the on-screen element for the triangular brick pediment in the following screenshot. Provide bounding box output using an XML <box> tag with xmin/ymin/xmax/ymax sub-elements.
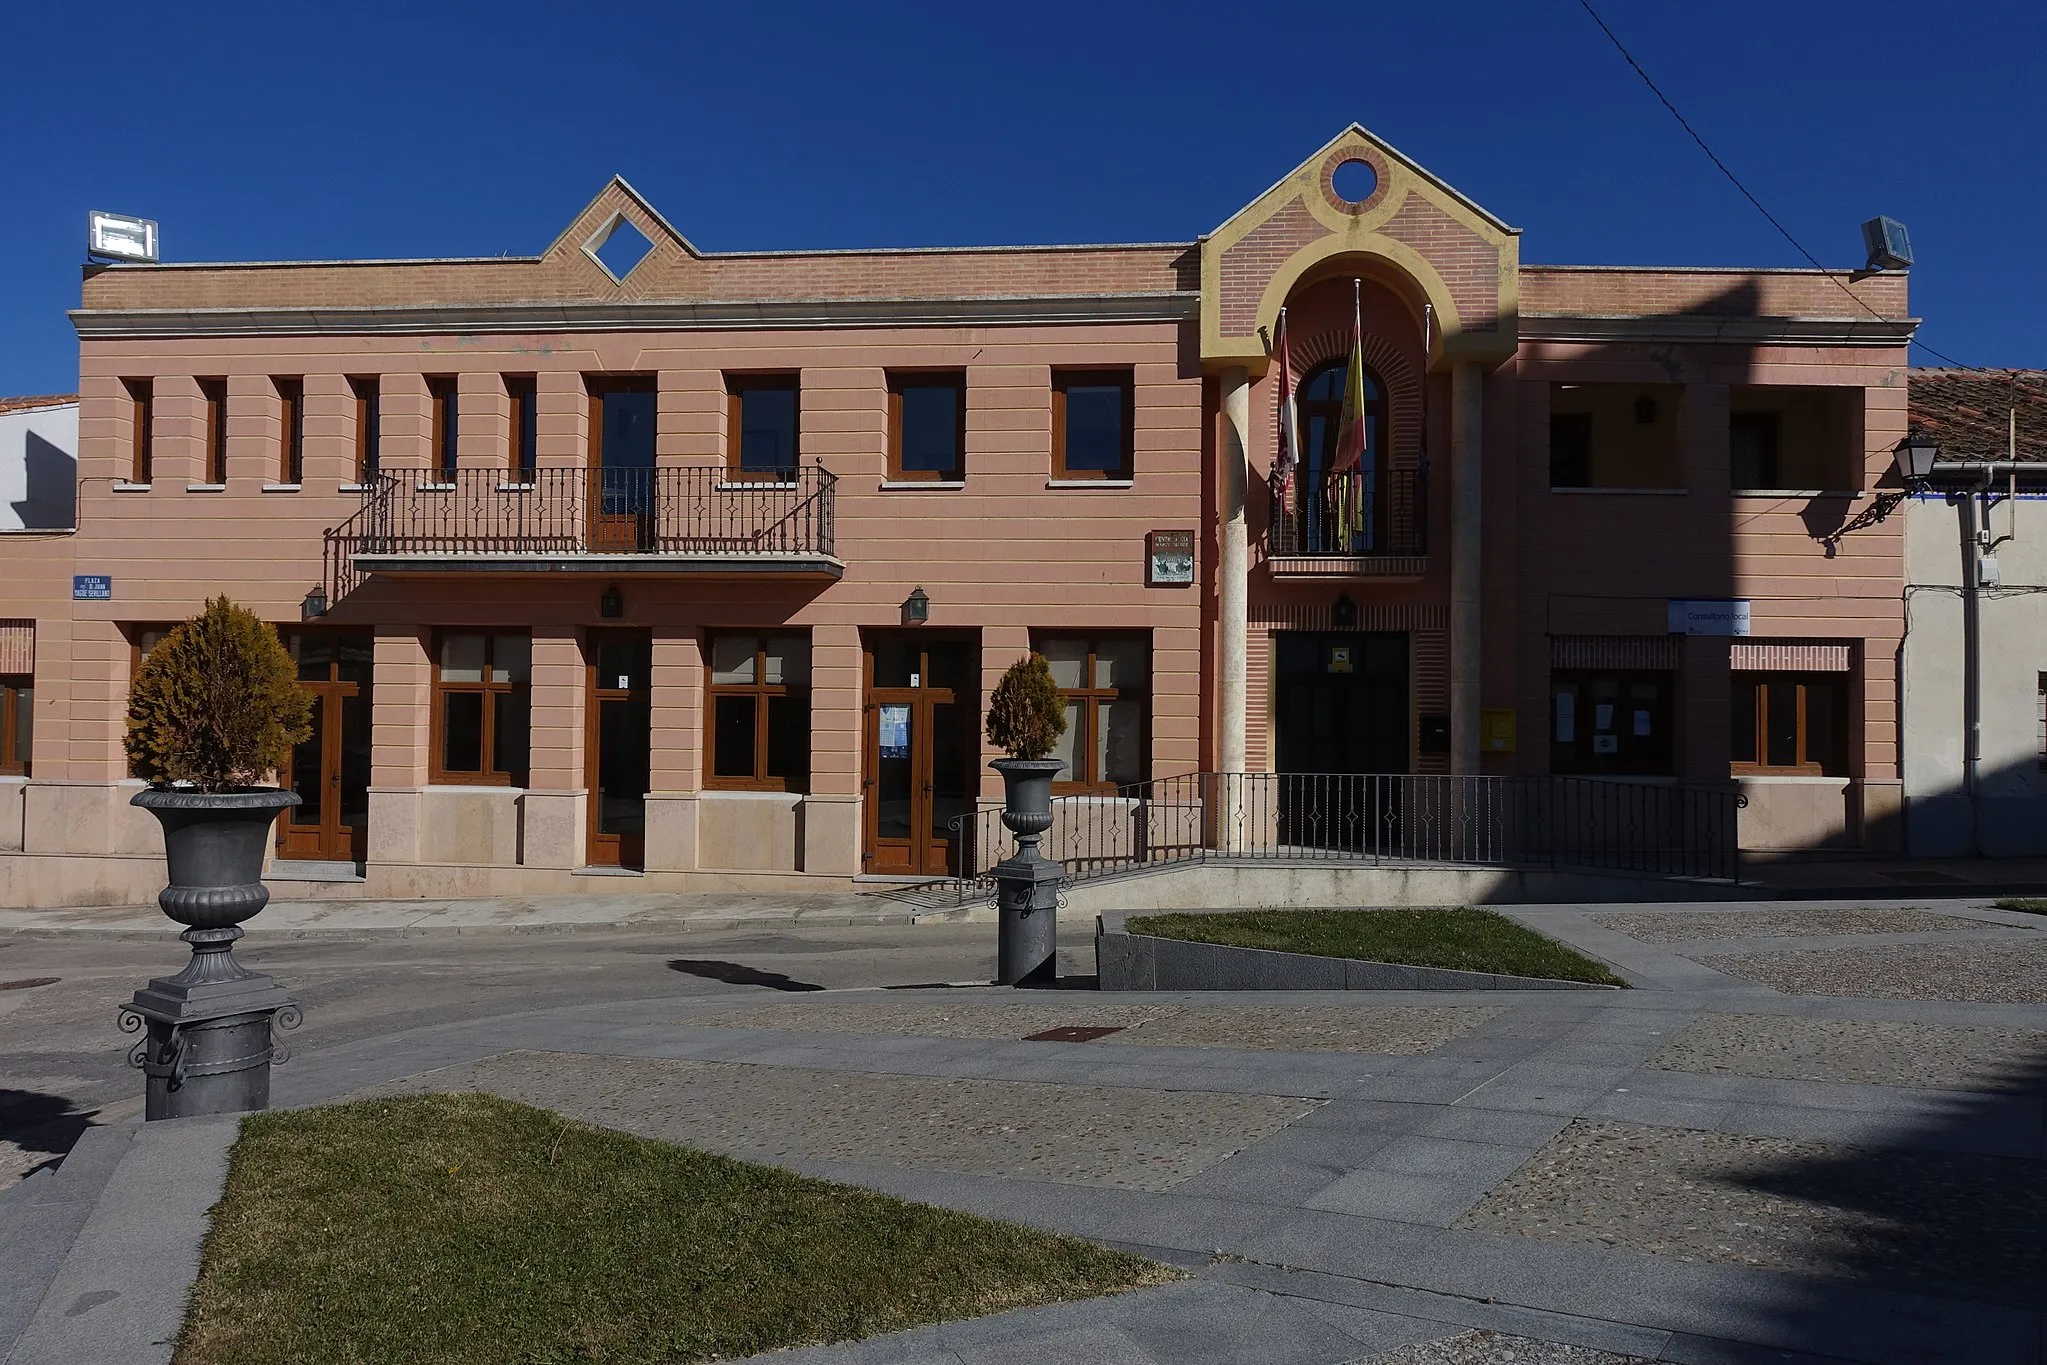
<box><xmin>538</xmin><ymin>176</ymin><xmax>706</xmax><ymax>300</ymax></box>
<box><xmin>1201</xmin><ymin>126</ymin><xmax>1520</xmax><ymax>370</ymax></box>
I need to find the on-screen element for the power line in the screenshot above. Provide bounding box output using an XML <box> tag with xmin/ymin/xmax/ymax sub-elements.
<box><xmin>1575</xmin><ymin>0</ymin><xmax>1979</xmax><ymax>371</ymax></box>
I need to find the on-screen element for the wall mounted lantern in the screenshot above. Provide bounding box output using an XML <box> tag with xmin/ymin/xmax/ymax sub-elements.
<box><xmin>1331</xmin><ymin>592</ymin><xmax>1357</xmax><ymax>629</ymax></box>
<box><xmin>902</xmin><ymin>587</ymin><xmax>930</xmax><ymax>626</ymax></box>
<box><xmin>1893</xmin><ymin>428</ymin><xmax>1941</xmax><ymax>485</ymax></box>
<box><xmin>300</xmin><ymin>586</ymin><xmax>328</xmax><ymax>620</ymax></box>
<box><xmin>599</xmin><ymin>585</ymin><xmax>624</xmax><ymax>619</ymax></box>
<box><xmin>1634</xmin><ymin>394</ymin><xmax>1658</xmax><ymax>425</ymax></box>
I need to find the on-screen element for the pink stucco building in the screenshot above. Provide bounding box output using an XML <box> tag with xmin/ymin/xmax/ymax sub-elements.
<box><xmin>0</xmin><ymin>127</ymin><xmax>1914</xmax><ymax>905</ymax></box>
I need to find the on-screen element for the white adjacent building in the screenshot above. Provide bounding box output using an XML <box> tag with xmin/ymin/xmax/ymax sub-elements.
<box><xmin>0</xmin><ymin>395</ymin><xmax>77</xmax><ymax>532</ymax></box>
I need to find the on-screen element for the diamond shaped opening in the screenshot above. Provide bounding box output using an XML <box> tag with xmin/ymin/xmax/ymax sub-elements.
<box><xmin>588</xmin><ymin>215</ymin><xmax>655</xmax><ymax>282</ymax></box>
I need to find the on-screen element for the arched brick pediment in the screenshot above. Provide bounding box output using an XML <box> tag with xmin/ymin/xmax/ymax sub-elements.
<box><xmin>1202</xmin><ymin>126</ymin><xmax>1520</xmax><ymax>374</ymax></box>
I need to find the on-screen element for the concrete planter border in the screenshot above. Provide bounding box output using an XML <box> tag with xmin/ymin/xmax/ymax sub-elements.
<box><xmin>1096</xmin><ymin>911</ymin><xmax>1620</xmax><ymax>992</ymax></box>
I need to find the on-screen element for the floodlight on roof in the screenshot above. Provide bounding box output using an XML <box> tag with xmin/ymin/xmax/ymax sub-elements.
<box><xmin>1860</xmin><ymin>216</ymin><xmax>1913</xmax><ymax>273</ymax></box>
<box><xmin>87</xmin><ymin>211</ymin><xmax>158</xmax><ymax>264</ymax></box>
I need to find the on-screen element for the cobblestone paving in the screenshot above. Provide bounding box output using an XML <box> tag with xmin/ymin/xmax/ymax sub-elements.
<box><xmin>1698</xmin><ymin>939</ymin><xmax>2047</xmax><ymax>1004</ymax></box>
<box><xmin>1364</xmin><ymin>1333</ymin><xmax>1654</xmax><ymax>1364</ymax></box>
<box><xmin>365</xmin><ymin>1049</ymin><xmax>1320</xmax><ymax>1191</ymax></box>
<box><xmin>1590</xmin><ymin>907</ymin><xmax>1982</xmax><ymax>943</ymax></box>
<box><xmin>1456</xmin><ymin>1118</ymin><xmax>2047</xmax><ymax>1305</ymax></box>
<box><xmin>700</xmin><ymin>999</ymin><xmax>1500</xmax><ymax>1054</ymax></box>
<box><xmin>1652</xmin><ymin>1013</ymin><xmax>2047</xmax><ymax>1091</ymax></box>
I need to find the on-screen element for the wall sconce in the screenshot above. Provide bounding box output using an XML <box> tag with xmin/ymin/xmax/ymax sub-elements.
<box><xmin>300</xmin><ymin>586</ymin><xmax>328</xmax><ymax>620</ymax></box>
<box><xmin>1634</xmin><ymin>394</ymin><xmax>1658</xmax><ymax>425</ymax></box>
<box><xmin>599</xmin><ymin>585</ymin><xmax>624</xmax><ymax>619</ymax></box>
<box><xmin>1331</xmin><ymin>592</ymin><xmax>1357</xmax><ymax>629</ymax></box>
<box><xmin>902</xmin><ymin>586</ymin><xmax>930</xmax><ymax>626</ymax></box>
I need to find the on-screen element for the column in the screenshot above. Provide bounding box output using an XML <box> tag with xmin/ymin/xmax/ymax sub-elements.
<box><xmin>520</xmin><ymin>625</ymin><xmax>586</xmax><ymax>869</ymax></box>
<box><xmin>1218</xmin><ymin>367</ymin><xmax>1250</xmax><ymax>851</ymax></box>
<box><xmin>366</xmin><ymin>626</ymin><xmax>430</xmax><ymax>866</ymax></box>
<box><xmin>644</xmin><ymin>631</ymin><xmax>702</xmax><ymax>873</ymax></box>
<box><xmin>803</xmin><ymin>623</ymin><xmax>864</xmax><ymax>875</ymax></box>
<box><xmin>1450</xmin><ymin>362</ymin><xmax>1483</xmax><ymax>776</ymax></box>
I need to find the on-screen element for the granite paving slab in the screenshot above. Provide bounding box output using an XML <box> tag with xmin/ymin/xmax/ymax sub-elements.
<box><xmin>360</xmin><ymin>1049</ymin><xmax>1321</xmax><ymax>1191</ymax></box>
<box><xmin>1650</xmin><ymin>1012</ymin><xmax>2047</xmax><ymax>1092</ymax></box>
<box><xmin>698</xmin><ymin>999</ymin><xmax>1182</xmax><ymax>1040</ymax></box>
<box><xmin>698</xmin><ymin>999</ymin><xmax>1505</xmax><ymax>1055</ymax></box>
<box><xmin>1589</xmin><ymin>908</ymin><xmax>1983</xmax><ymax>944</ymax></box>
<box><xmin>1362</xmin><ymin>1331</ymin><xmax>1656</xmax><ymax>1364</ymax></box>
<box><xmin>1106</xmin><ymin>1006</ymin><xmax>1504</xmax><ymax>1055</ymax></box>
<box><xmin>1454</xmin><ymin>1118</ymin><xmax>2047</xmax><ymax>1307</ymax></box>
<box><xmin>1697</xmin><ymin>939</ymin><xmax>2047</xmax><ymax>1004</ymax></box>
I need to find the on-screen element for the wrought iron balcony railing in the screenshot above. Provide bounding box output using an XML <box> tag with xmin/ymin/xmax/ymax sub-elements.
<box><xmin>1268</xmin><ymin>467</ymin><xmax>1426</xmax><ymax>557</ymax></box>
<box><xmin>346</xmin><ymin>466</ymin><xmax>836</xmax><ymax>561</ymax></box>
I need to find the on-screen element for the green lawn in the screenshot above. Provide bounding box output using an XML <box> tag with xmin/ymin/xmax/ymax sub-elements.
<box><xmin>175</xmin><ymin>1093</ymin><xmax>1174</xmax><ymax>1365</ymax></box>
<box><xmin>1993</xmin><ymin>897</ymin><xmax>2047</xmax><ymax>915</ymax></box>
<box><xmin>1126</xmin><ymin>907</ymin><xmax>1629</xmax><ymax>986</ymax></box>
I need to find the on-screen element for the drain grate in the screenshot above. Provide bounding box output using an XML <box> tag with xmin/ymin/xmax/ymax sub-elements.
<box><xmin>1023</xmin><ymin>1025</ymin><xmax>1124</xmax><ymax>1043</ymax></box>
<box><xmin>0</xmin><ymin>977</ymin><xmax>59</xmax><ymax>991</ymax></box>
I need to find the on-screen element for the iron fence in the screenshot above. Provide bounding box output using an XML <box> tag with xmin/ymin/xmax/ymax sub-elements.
<box><xmin>343</xmin><ymin>466</ymin><xmax>836</xmax><ymax>559</ymax></box>
<box><xmin>949</xmin><ymin>771</ymin><xmax>1739</xmax><ymax>896</ymax></box>
<box><xmin>1269</xmin><ymin>467</ymin><xmax>1426</xmax><ymax>557</ymax></box>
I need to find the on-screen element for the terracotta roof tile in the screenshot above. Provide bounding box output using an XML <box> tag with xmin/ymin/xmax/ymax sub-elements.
<box><xmin>0</xmin><ymin>393</ymin><xmax>76</xmax><ymax>415</ymax></box>
<box><xmin>1908</xmin><ymin>369</ymin><xmax>2047</xmax><ymax>462</ymax></box>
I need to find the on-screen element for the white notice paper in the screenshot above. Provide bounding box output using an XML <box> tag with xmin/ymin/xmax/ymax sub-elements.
<box><xmin>1594</xmin><ymin>703</ymin><xmax>1614</xmax><ymax>732</ymax></box>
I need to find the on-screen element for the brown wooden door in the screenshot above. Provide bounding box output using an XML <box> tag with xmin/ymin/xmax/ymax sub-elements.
<box><xmin>278</xmin><ymin>632</ymin><xmax>373</xmax><ymax>861</ymax></box>
<box><xmin>586</xmin><ymin>631</ymin><xmax>651</xmax><ymax>869</ymax></box>
<box><xmin>863</xmin><ymin>634</ymin><xmax>977</xmax><ymax>876</ymax></box>
<box><xmin>588</xmin><ymin>379</ymin><xmax>656</xmax><ymax>552</ymax></box>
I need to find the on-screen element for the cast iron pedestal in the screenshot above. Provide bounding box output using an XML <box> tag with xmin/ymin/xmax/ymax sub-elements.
<box><xmin>123</xmin><ymin>787</ymin><xmax>301</xmax><ymax>1120</ymax></box>
<box><xmin>991</xmin><ymin>758</ymin><xmax>1065</xmax><ymax>986</ymax></box>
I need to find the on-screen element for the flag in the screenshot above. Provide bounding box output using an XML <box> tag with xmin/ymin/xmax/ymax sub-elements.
<box><xmin>1330</xmin><ymin>282</ymin><xmax>1367</xmax><ymax>477</ymax></box>
<box><xmin>1274</xmin><ymin>308</ymin><xmax>1299</xmax><ymax>510</ymax></box>
<box><xmin>1326</xmin><ymin>280</ymin><xmax>1374</xmax><ymax>550</ymax></box>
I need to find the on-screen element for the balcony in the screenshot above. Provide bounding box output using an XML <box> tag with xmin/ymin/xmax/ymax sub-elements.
<box><xmin>332</xmin><ymin>466</ymin><xmax>840</xmax><ymax>583</ymax></box>
<box><xmin>1266</xmin><ymin>467</ymin><xmax>1427</xmax><ymax>578</ymax></box>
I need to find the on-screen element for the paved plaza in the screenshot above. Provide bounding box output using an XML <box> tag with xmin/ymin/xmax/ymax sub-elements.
<box><xmin>1</xmin><ymin>896</ymin><xmax>2044</xmax><ymax>1363</ymax></box>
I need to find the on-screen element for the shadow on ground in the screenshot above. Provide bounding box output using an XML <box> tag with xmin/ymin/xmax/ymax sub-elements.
<box><xmin>1735</xmin><ymin>1046</ymin><xmax>2047</xmax><ymax>1343</ymax></box>
<box><xmin>666</xmin><ymin>960</ymin><xmax>827</xmax><ymax>992</ymax></box>
<box><xmin>0</xmin><ymin>1089</ymin><xmax>99</xmax><ymax>1181</ymax></box>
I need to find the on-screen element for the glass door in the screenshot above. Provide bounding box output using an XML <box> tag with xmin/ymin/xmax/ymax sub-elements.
<box><xmin>863</xmin><ymin>634</ymin><xmax>977</xmax><ymax>876</ymax></box>
<box><xmin>278</xmin><ymin>632</ymin><xmax>373</xmax><ymax>861</ymax></box>
<box><xmin>586</xmin><ymin>631</ymin><xmax>651</xmax><ymax>868</ymax></box>
<box><xmin>588</xmin><ymin>379</ymin><xmax>656</xmax><ymax>552</ymax></box>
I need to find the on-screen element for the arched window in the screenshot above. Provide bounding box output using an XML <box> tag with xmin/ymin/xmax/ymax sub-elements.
<box><xmin>1296</xmin><ymin>359</ymin><xmax>1387</xmax><ymax>483</ymax></box>
<box><xmin>1286</xmin><ymin>359</ymin><xmax>1390</xmax><ymax>553</ymax></box>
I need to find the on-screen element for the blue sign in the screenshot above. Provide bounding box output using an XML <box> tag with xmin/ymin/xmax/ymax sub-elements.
<box><xmin>72</xmin><ymin>575</ymin><xmax>113</xmax><ymax>601</ymax></box>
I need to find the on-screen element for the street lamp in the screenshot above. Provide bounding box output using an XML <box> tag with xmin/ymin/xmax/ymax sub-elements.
<box><xmin>901</xmin><ymin>587</ymin><xmax>930</xmax><ymax>626</ymax></box>
<box><xmin>1893</xmin><ymin>428</ymin><xmax>1941</xmax><ymax>485</ymax></box>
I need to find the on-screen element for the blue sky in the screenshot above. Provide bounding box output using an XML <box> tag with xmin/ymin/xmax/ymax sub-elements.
<box><xmin>2</xmin><ymin>0</ymin><xmax>2041</xmax><ymax>393</ymax></box>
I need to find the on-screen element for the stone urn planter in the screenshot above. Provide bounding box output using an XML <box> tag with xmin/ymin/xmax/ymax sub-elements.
<box><xmin>118</xmin><ymin>596</ymin><xmax>316</xmax><ymax>1121</ymax></box>
<box><xmin>988</xmin><ymin>759</ymin><xmax>1066</xmax><ymax>986</ymax></box>
<box><xmin>121</xmin><ymin>789</ymin><xmax>303</xmax><ymax>1120</ymax></box>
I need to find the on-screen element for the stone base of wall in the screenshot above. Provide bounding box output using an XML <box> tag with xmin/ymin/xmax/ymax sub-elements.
<box><xmin>1096</xmin><ymin>922</ymin><xmax>1617</xmax><ymax>992</ymax></box>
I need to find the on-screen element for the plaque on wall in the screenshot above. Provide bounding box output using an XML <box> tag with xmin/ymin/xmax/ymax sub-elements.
<box><xmin>1146</xmin><ymin>530</ymin><xmax>1195</xmax><ymax>586</ymax></box>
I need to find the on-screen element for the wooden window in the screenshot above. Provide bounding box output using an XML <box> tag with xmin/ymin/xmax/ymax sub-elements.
<box><xmin>349</xmin><ymin>376</ymin><xmax>380</xmax><ymax>481</ymax></box>
<box><xmin>506</xmin><ymin>375</ymin><xmax>537</xmax><ymax>477</ymax></box>
<box><xmin>705</xmin><ymin>633</ymin><xmax>811</xmax><ymax>790</ymax></box>
<box><xmin>198</xmin><ymin>378</ymin><xmax>228</xmax><ymax>484</ymax></box>
<box><xmin>275</xmin><ymin>377</ymin><xmax>303</xmax><ymax>484</ymax></box>
<box><xmin>886</xmin><ymin>371</ymin><xmax>965</xmax><ymax>482</ymax></box>
<box><xmin>428</xmin><ymin>377</ymin><xmax>458</xmax><ymax>481</ymax></box>
<box><xmin>430</xmin><ymin>632</ymin><xmax>530</xmax><ymax>785</ymax></box>
<box><xmin>726</xmin><ymin>375</ymin><xmax>799</xmax><ymax>480</ymax></box>
<box><xmin>125</xmin><ymin>626</ymin><xmax>175</xmax><ymax>778</ymax></box>
<box><xmin>0</xmin><ymin>676</ymin><xmax>31</xmax><ymax>777</ymax></box>
<box><xmin>1051</xmin><ymin>370</ymin><xmax>1133</xmax><ymax>480</ymax></box>
<box><xmin>1033</xmin><ymin>634</ymin><xmax>1149</xmax><ymax>790</ymax></box>
<box><xmin>1551</xmin><ymin>670</ymin><xmax>1674</xmax><ymax>776</ymax></box>
<box><xmin>1730</xmin><ymin>413</ymin><xmax>1781</xmax><ymax>490</ymax></box>
<box><xmin>1731</xmin><ymin>672</ymin><xmax>1847</xmax><ymax>776</ymax></box>
<box><xmin>124</xmin><ymin>379</ymin><xmax>153</xmax><ymax>484</ymax></box>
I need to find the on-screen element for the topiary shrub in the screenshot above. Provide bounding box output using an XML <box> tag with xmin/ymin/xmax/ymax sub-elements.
<box><xmin>125</xmin><ymin>596</ymin><xmax>314</xmax><ymax>792</ymax></box>
<box><xmin>985</xmin><ymin>652</ymin><xmax>1067</xmax><ymax>762</ymax></box>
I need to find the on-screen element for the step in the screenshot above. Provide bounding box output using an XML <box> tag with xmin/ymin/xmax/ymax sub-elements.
<box><xmin>0</xmin><ymin>1125</ymin><xmax>138</xmax><ymax>1360</ymax></box>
